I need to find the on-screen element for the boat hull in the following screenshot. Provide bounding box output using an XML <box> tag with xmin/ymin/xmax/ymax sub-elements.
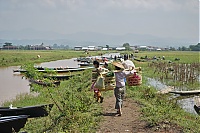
<box><xmin>194</xmin><ymin>105</ymin><xmax>200</xmax><ymax>115</ymax></box>
<box><xmin>0</xmin><ymin>104</ymin><xmax>54</xmax><ymax>118</ymax></box>
<box><xmin>0</xmin><ymin>115</ymin><xmax>28</xmax><ymax>133</ymax></box>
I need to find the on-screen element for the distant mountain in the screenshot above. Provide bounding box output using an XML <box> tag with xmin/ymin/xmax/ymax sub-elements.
<box><xmin>0</xmin><ymin>29</ymin><xmax>198</xmax><ymax>48</ymax></box>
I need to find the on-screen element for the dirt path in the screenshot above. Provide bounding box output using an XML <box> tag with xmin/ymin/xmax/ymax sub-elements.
<box><xmin>96</xmin><ymin>95</ymin><xmax>148</xmax><ymax>133</ymax></box>
<box><xmin>96</xmin><ymin>94</ymin><xmax>183</xmax><ymax>133</ymax></box>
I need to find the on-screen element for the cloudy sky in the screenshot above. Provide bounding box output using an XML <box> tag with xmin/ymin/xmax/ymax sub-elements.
<box><xmin>0</xmin><ymin>0</ymin><xmax>199</xmax><ymax>41</ymax></box>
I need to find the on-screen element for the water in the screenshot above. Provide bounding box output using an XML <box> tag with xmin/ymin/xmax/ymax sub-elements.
<box><xmin>147</xmin><ymin>77</ymin><xmax>199</xmax><ymax>115</ymax></box>
<box><xmin>0</xmin><ymin>66</ymin><xmax>30</xmax><ymax>105</ymax></box>
<box><xmin>147</xmin><ymin>77</ymin><xmax>169</xmax><ymax>91</ymax></box>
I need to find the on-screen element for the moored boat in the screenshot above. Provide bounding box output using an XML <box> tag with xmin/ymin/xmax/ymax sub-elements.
<box><xmin>169</xmin><ymin>90</ymin><xmax>200</xmax><ymax>96</ymax></box>
<box><xmin>0</xmin><ymin>104</ymin><xmax>54</xmax><ymax>118</ymax></box>
<box><xmin>13</xmin><ymin>67</ymin><xmax>94</xmax><ymax>73</ymax></box>
<box><xmin>0</xmin><ymin>115</ymin><xmax>28</xmax><ymax>133</ymax></box>
<box><xmin>194</xmin><ymin>105</ymin><xmax>200</xmax><ymax>115</ymax></box>
<box><xmin>29</xmin><ymin>79</ymin><xmax>61</xmax><ymax>86</ymax></box>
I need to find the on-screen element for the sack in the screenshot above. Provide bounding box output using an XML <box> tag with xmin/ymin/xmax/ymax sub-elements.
<box><xmin>94</xmin><ymin>74</ymin><xmax>105</xmax><ymax>90</ymax></box>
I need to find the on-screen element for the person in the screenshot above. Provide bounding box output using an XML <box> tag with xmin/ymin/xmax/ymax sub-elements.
<box><xmin>122</xmin><ymin>55</ymin><xmax>135</xmax><ymax>70</ymax></box>
<box><xmin>112</xmin><ymin>62</ymin><xmax>136</xmax><ymax>116</ymax></box>
<box><xmin>91</xmin><ymin>60</ymin><xmax>105</xmax><ymax>103</ymax></box>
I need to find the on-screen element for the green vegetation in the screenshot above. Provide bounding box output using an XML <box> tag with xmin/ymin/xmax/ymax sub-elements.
<box><xmin>0</xmin><ymin>50</ymin><xmax>107</xmax><ymax>67</ymax></box>
<box><xmin>1</xmin><ymin>50</ymin><xmax>200</xmax><ymax>132</ymax></box>
<box><xmin>4</xmin><ymin>68</ymin><xmax>101</xmax><ymax>132</ymax></box>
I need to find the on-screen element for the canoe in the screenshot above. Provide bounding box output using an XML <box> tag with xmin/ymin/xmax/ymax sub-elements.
<box><xmin>194</xmin><ymin>96</ymin><xmax>200</xmax><ymax>115</ymax></box>
<box><xmin>0</xmin><ymin>115</ymin><xmax>28</xmax><ymax>133</ymax></box>
<box><xmin>29</xmin><ymin>79</ymin><xmax>61</xmax><ymax>86</ymax></box>
<box><xmin>0</xmin><ymin>104</ymin><xmax>54</xmax><ymax>118</ymax></box>
<box><xmin>169</xmin><ymin>90</ymin><xmax>200</xmax><ymax>96</ymax></box>
<box><xmin>194</xmin><ymin>105</ymin><xmax>200</xmax><ymax>115</ymax></box>
<box><xmin>13</xmin><ymin>67</ymin><xmax>94</xmax><ymax>73</ymax></box>
<box><xmin>44</xmin><ymin>74</ymin><xmax>80</xmax><ymax>80</ymax></box>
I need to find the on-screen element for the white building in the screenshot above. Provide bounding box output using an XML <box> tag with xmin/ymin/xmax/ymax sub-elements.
<box><xmin>88</xmin><ymin>46</ymin><xmax>96</xmax><ymax>51</ymax></box>
<box><xmin>74</xmin><ymin>46</ymin><xmax>82</xmax><ymax>51</ymax></box>
<box><xmin>116</xmin><ymin>47</ymin><xmax>126</xmax><ymax>51</ymax></box>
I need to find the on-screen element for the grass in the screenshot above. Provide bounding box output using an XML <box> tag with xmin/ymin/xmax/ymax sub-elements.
<box><xmin>1</xmin><ymin>50</ymin><xmax>200</xmax><ymax>132</ymax></box>
<box><xmin>0</xmin><ymin>50</ymin><xmax>107</xmax><ymax>67</ymax></box>
<box><xmin>4</xmin><ymin>69</ymin><xmax>102</xmax><ymax>132</ymax></box>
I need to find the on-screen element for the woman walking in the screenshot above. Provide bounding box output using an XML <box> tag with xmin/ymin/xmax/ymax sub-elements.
<box><xmin>112</xmin><ymin>62</ymin><xmax>135</xmax><ymax>116</ymax></box>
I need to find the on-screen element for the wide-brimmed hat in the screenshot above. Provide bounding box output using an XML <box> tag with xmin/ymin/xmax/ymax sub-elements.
<box><xmin>112</xmin><ymin>62</ymin><xmax>124</xmax><ymax>69</ymax></box>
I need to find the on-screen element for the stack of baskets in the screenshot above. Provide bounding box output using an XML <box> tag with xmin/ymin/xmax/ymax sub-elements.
<box><xmin>92</xmin><ymin>69</ymin><xmax>116</xmax><ymax>91</ymax></box>
<box><xmin>103</xmin><ymin>76</ymin><xmax>116</xmax><ymax>91</ymax></box>
<box><xmin>126</xmin><ymin>67</ymin><xmax>142</xmax><ymax>86</ymax></box>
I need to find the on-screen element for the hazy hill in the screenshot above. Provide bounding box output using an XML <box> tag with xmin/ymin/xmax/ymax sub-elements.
<box><xmin>0</xmin><ymin>29</ymin><xmax>197</xmax><ymax>48</ymax></box>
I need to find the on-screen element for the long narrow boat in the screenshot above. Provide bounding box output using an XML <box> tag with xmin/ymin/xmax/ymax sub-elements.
<box><xmin>169</xmin><ymin>90</ymin><xmax>200</xmax><ymax>96</ymax></box>
<box><xmin>44</xmin><ymin>74</ymin><xmax>80</xmax><ymax>80</ymax></box>
<box><xmin>13</xmin><ymin>67</ymin><xmax>94</xmax><ymax>73</ymax></box>
<box><xmin>0</xmin><ymin>115</ymin><xmax>28</xmax><ymax>133</ymax></box>
<box><xmin>0</xmin><ymin>104</ymin><xmax>54</xmax><ymax>118</ymax></box>
<box><xmin>194</xmin><ymin>96</ymin><xmax>200</xmax><ymax>115</ymax></box>
<box><xmin>29</xmin><ymin>79</ymin><xmax>61</xmax><ymax>86</ymax></box>
<box><xmin>194</xmin><ymin>105</ymin><xmax>200</xmax><ymax>115</ymax></box>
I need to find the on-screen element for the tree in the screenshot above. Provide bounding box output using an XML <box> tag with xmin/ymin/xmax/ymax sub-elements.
<box><xmin>106</xmin><ymin>45</ymin><xmax>109</xmax><ymax>49</ymax></box>
<box><xmin>122</xmin><ymin>43</ymin><xmax>131</xmax><ymax>50</ymax></box>
<box><xmin>189</xmin><ymin>43</ymin><xmax>200</xmax><ymax>51</ymax></box>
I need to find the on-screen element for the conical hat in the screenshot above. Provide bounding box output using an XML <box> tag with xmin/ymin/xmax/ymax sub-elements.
<box><xmin>112</xmin><ymin>62</ymin><xmax>124</xmax><ymax>69</ymax></box>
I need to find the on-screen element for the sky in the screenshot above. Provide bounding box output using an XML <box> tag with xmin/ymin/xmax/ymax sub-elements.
<box><xmin>0</xmin><ymin>0</ymin><xmax>199</xmax><ymax>42</ymax></box>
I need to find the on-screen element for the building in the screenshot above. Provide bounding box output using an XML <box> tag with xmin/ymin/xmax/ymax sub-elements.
<box><xmin>88</xmin><ymin>46</ymin><xmax>96</xmax><ymax>51</ymax></box>
<box><xmin>74</xmin><ymin>46</ymin><xmax>82</xmax><ymax>51</ymax></box>
<box><xmin>116</xmin><ymin>47</ymin><xmax>126</xmax><ymax>51</ymax></box>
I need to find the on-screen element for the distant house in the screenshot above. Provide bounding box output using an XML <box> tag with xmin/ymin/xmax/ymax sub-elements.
<box><xmin>82</xmin><ymin>47</ymin><xmax>88</xmax><ymax>51</ymax></box>
<box><xmin>88</xmin><ymin>46</ymin><xmax>96</xmax><ymax>51</ymax></box>
<box><xmin>102</xmin><ymin>48</ymin><xmax>108</xmax><ymax>51</ymax></box>
<box><xmin>30</xmin><ymin>44</ymin><xmax>52</xmax><ymax>50</ymax></box>
<box><xmin>116</xmin><ymin>47</ymin><xmax>126</xmax><ymax>51</ymax></box>
<box><xmin>156</xmin><ymin>48</ymin><xmax>162</xmax><ymax>51</ymax></box>
<box><xmin>74</xmin><ymin>46</ymin><xmax>82</xmax><ymax>51</ymax></box>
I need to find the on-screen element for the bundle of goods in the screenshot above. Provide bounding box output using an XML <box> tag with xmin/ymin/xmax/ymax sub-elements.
<box><xmin>126</xmin><ymin>67</ymin><xmax>142</xmax><ymax>86</ymax></box>
<box><xmin>92</xmin><ymin>70</ymin><xmax>116</xmax><ymax>91</ymax></box>
<box><xmin>102</xmin><ymin>71</ymin><xmax>116</xmax><ymax>91</ymax></box>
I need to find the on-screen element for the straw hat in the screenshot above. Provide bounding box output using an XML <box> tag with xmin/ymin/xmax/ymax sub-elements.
<box><xmin>112</xmin><ymin>62</ymin><xmax>125</xmax><ymax>69</ymax></box>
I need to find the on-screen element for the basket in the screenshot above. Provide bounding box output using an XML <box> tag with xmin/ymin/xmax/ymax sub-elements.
<box><xmin>99</xmin><ymin>76</ymin><xmax>116</xmax><ymax>91</ymax></box>
<box><xmin>127</xmin><ymin>72</ymin><xmax>142</xmax><ymax>86</ymax></box>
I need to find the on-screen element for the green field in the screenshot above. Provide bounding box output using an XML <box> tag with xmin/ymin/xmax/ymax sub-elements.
<box><xmin>1</xmin><ymin>50</ymin><xmax>200</xmax><ymax>132</ymax></box>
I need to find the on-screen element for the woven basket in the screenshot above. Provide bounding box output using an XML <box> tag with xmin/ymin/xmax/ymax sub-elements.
<box><xmin>99</xmin><ymin>76</ymin><xmax>116</xmax><ymax>91</ymax></box>
<box><xmin>127</xmin><ymin>72</ymin><xmax>142</xmax><ymax>86</ymax></box>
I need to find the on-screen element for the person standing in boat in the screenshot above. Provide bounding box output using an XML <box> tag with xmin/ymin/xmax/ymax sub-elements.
<box><xmin>112</xmin><ymin>62</ymin><xmax>136</xmax><ymax>116</ymax></box>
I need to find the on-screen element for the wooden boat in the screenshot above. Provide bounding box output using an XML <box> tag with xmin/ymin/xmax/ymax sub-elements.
<box><xmin>0</xmin><ymin>115</ymin><xmax>28</xmax><ymax>133</ymax></box>
<box><xmin>194</xmin><ymin>105</ymin><xmax>200</xmax><ymax>115</ymax></box>
<box><xmin>0</xmin><ymin>104</ymin><xmax>54</xmax><ymax>118</ymax></box>
<box><xmin>169</xmin><ymin>90</ymin><xmax>200</xmax><ymax>96</ymax></box>
<box><xmin>44</xmin><ymin>74</ymin><xmax>80</xmax><ymax>80</ymax></box>
<box><xmin>35</xmin><ymin>66</ymin><xmax>77</xmax><ymax>70</ymax></box>
<box><xmin>78</xmin><ymin>63</ymin><xmax>92</xmax><ymax>67</ymax></box>
<box><xmin>29</xmin><ymin>79</ymin><xmax>60</xmax><ymax>86</ymax></box>
<box><xmin>194</xmin><ymin>96</ymin><xmax>200</xmax><ymax>115</ymax></box>
<box><xmin>14</xmin><ymin>67</ymin><xmax>94</xmax><ymax>73</ymax></box>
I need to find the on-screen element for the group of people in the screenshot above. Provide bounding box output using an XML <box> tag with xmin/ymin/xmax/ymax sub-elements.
<box><xmin>91</xmin><ymin>57</ymin><xmax>136</xmax><ymax>116</ymax></box>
